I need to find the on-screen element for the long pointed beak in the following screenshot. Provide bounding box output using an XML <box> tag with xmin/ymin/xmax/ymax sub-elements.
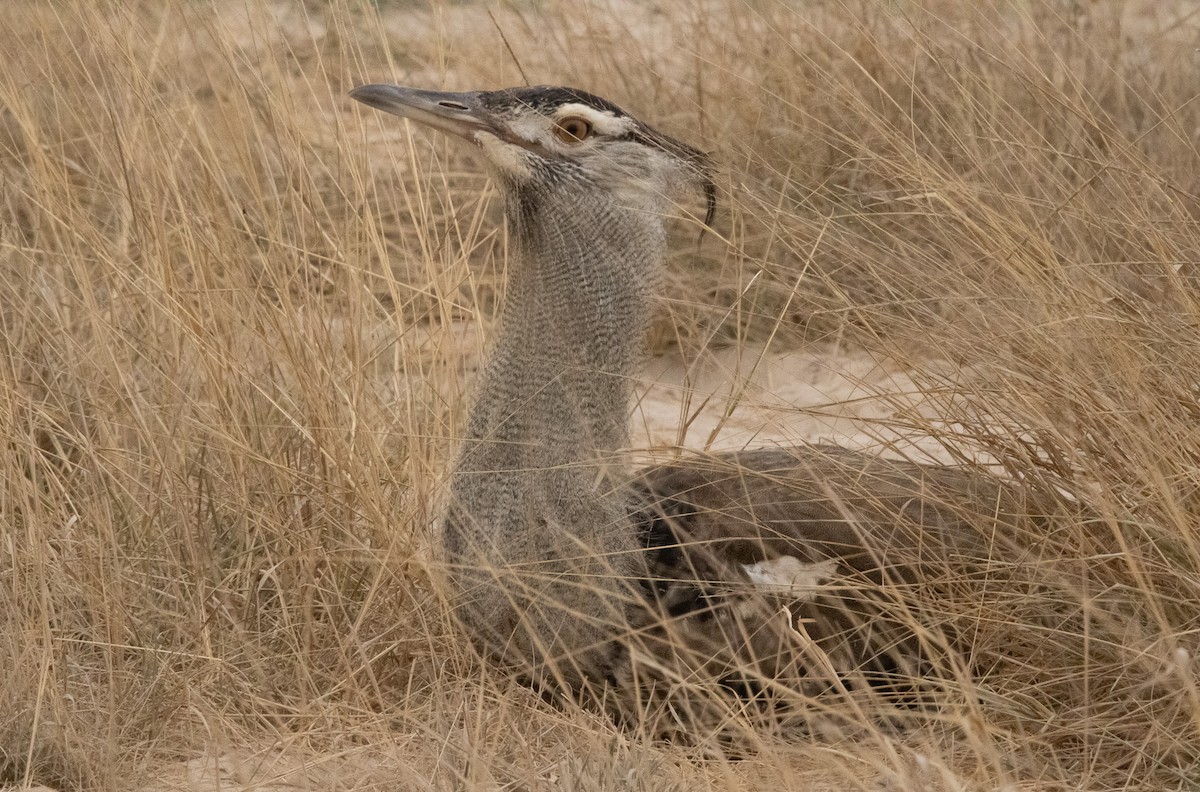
<box><xmin>349</xmin><ymin>84</ymin><xmax>493</xmax><ymax>142</ymax></box>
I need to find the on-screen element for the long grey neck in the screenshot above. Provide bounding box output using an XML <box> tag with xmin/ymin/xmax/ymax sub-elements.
<box><xmin>446</xmin><ymin>183</ymin><xmax>665</xmax><ymax>553</ymax></box>
<box><xmin>440</xmin><ymin>181</ymin><xmax>668</xmax><ymax>685</ymax></box>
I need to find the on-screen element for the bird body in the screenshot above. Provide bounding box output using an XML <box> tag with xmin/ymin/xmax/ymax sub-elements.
<box><xmin>351</xmin><ymin>84</ymin><xmax>1032</xmax><ymax>721</ymax></box>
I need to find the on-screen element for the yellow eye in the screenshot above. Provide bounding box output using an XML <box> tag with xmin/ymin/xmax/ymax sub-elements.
<box><xmin>553</xmin><ymin>116</ymin><xmax>593</xmax><ymax>143</ymax></box>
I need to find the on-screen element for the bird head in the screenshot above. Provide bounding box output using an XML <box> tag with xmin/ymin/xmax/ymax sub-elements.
<box><xmin>350</xmin><ymin>84</ymin><xmax>715</xmax><ymax>227</ymax></box>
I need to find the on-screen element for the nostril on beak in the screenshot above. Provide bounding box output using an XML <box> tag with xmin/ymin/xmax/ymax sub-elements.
<box><xmin>438</xmin><ymin>101</ymin><xmax>470</xmax><ymax>111</ymax></box>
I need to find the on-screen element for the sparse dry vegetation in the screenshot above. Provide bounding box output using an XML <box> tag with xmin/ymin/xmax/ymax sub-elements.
<box><xmin>2</xmin><ymin>0</ymin><xmax>1199</xmax><ymax>789</ymax></box>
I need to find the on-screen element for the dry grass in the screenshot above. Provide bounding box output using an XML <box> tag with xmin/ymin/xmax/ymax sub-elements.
<box><xmin>2</xmin><ymin>0</ymin><xmax>1199</xmax><ymax>789</ymax></box>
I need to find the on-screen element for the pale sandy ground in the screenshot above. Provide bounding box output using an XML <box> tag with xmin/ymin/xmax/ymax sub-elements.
<box><xmin>634</xmin><ymin>343</ymin><xmax>971</xmax><ymax>464</ymax></box>
<box><xmin>136</xmin><ymin>743</ymin><xmax>925</xmax><ymax>792</ymax></box>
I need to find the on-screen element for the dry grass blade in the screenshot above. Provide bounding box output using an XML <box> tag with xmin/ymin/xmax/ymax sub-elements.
<box><xmin>1</xmin><ymin>1</ymin><xmax>1198</xmax><ymax>790</ymax></box>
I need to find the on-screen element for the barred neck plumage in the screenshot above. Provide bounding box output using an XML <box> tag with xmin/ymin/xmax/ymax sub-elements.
<box><xmin>461</xmin><ymin>184</ymin><xmax>665</xmax><ymax>464</ymax></box>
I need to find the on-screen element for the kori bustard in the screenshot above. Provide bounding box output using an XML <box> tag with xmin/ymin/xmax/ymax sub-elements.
<box><xmin>351</xmin><ymin>83</ymin><xmax>1033</xmax><ymax>723</ymax></box>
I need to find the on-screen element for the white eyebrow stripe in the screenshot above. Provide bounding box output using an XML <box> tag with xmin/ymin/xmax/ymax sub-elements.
<box><xmin>553</xmin><ymin>103</ymin><xmax>635</xmax><ymax>137</ymax></box>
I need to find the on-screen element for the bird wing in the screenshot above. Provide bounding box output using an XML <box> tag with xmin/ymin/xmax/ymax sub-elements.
<box><xmin>617</xmin><ymin>444</ymin><xmax>1049</xmax><ymax>711</ymax></box>
<box><xmin>627</xmin><ymin>443</ymin><xmax>1039</xmax><ymax>578</ymax></box>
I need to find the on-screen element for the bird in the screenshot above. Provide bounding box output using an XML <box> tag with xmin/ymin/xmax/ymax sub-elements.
<box><xmin>350</xmin><ymin>83</ymin><xmax>1040</xmax><ymax>732</ymax></box>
